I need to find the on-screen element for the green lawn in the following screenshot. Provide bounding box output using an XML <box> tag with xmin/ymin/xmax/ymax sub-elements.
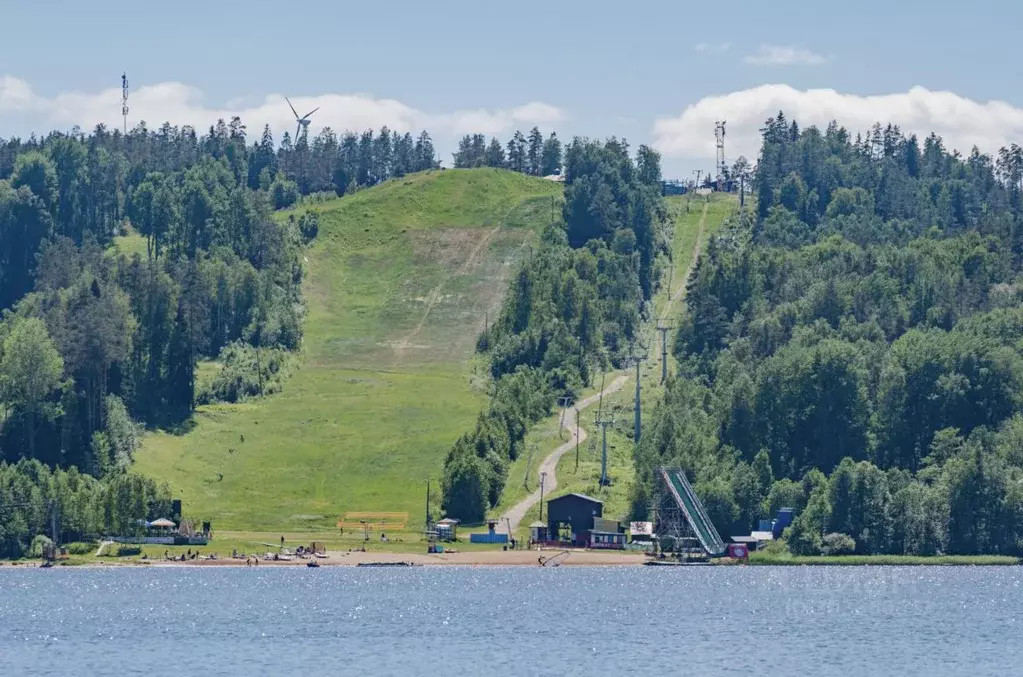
<box><xmin>134</xmin><ymin>169</ymin><xmax>562</xmax><ymax>533</ymax></box>
<box><xmin>112</xmin><ymin>232</ymin><xmax>149</xmax><ymax>258</ymax></box>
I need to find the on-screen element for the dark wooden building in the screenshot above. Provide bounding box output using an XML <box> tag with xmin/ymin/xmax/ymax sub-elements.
<box><xmin>546</xmin><ymin>493</ymin><xmax>603</xmax><ymax>546</ymax></box>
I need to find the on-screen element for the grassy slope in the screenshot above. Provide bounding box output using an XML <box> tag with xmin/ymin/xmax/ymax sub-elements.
<box><xmin>134</xmin><ymin>169</ymin><xmax>562</xmax><ymax>533</ymax></box>
<box><xmin>112</xmin><ymin>231</ymin><xmax>149</xmax><ymax>258</ymax></box>
<box><xmin>493</xmin><ymin>194</ymin><xmax>739</xmax><ymax>539</ymax></box>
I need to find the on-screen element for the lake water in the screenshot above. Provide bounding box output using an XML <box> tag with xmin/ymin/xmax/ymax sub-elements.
<box><xmin>1</xmin><ymin>566</ymin><xmax>1021</xmax><ymax>676</ymax></box>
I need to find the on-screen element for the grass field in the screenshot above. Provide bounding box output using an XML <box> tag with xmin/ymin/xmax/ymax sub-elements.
<box><xmin>494</xmin><ymin>193</ymin><xmax>740</xmax><ymax>540</ymax></box>
<box><xmin>112</xmin><ymin>231</ymin><xmax>149</xmax><ymax>258</ymax></box>
<box><xmin>134</xmin><ymin>168</ymin><xmax>562</xmax><ymax>533</ymax></box>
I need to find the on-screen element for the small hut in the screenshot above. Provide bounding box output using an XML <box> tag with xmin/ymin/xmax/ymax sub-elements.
<box><xmin>529</xmin><ymin>521</ymin><xmax>549</xmax><ymax>544</ymax></box>
<box><xmin>436</xmin><ymin>518</ymin><xmax>459</xmax><ymax>542</ymax></box>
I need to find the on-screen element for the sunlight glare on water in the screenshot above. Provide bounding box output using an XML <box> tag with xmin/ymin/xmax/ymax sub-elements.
<box><xmin>1</xmin><ymin>566</ymin><xmax>1020</xmax><ymax>676</ymax></box>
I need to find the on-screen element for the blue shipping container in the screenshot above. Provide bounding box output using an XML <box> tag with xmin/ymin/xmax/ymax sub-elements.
<box><xmin>470</xmin><ymin>533</ymin><xmax>509</xmax><ymax>544</ymax></box>
<box><xmin>773</xmin><ymin>508</ymin><xmax>794</xmax><ymax>538</ymax></box>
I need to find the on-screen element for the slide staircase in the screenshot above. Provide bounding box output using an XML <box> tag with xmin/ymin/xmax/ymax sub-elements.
<box><xmin>659</xmin><ymin>467</ymin><xmax>728</xmax><ymax>557</ymax></box>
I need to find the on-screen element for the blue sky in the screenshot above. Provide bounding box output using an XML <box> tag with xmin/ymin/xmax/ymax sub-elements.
<box><xmin>3</xmin><ymin>0</ymin><xmax>1022</xmax><ymax>176</ymax></box>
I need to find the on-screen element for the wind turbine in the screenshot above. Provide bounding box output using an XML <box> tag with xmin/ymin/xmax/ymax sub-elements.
<box><xmin>286</xmin><ymin>97</ymin><xmax>319</xmax><ymax>143</ymax></box>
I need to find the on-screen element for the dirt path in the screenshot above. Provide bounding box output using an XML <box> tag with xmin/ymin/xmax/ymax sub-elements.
<box><xmin>391</xmin><ymin>224</ymin><xmax>504</xmax><ymax>357</ymax></box>
<box><xmin>498</xmin><ymin>374</ymin><xmax>628</xmax><ymax>535</ymax></box>
<box><xmin>497</xmin><ymin>201</ymin><xmax>713</xmax><ymax>536</ymax></box>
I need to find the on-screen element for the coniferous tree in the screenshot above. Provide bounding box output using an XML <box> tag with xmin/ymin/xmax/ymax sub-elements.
<box><xmin>414</xmin><ymin>131</ymin><xmax>438</xmax><ymax>171</ymax></box>
<box><xmin>506</xmin><ymin>131</ymin><xmax>526</xmax><ymax>173</ymax></box>
<box><xmin>526</xmin><ymin>127</ymin><xmax>543</xmax><ymax>175</ymax></box>
<box><xmin>540</xmin><ymin>132</ymin><xmax>562</xmax><ymax>176</ymax></box>
<box><xmin>484</xmin><ymin>138</ymin><xmax>506</xmax><ymax>168</ymax></box>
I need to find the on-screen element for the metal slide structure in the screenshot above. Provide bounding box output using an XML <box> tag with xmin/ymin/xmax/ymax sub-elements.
<box><xmin>659</xmin><ymin>467</ymin><xmax>728</xmax><ymax>557</ymax></box>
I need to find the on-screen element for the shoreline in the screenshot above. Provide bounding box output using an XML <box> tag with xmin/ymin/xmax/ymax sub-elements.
<box><xmin>0</xmin><ymin>549</ymin><xmax>650</xmax><ymax>568</ymax></box>
<box><xmin>2</xmin><ymin>550</ymin><xmax>1018</xmax><ymax>568</ymax></box>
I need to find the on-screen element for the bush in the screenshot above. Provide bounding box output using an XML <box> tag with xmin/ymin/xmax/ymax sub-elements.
<box><xmin>759</xmin><ymin>538</ymin><xmax>789</xmax><ymax>555</ymax></box>
<box><xmin>821</xmin><ymin>532</ymin><xmax>857</xmax><ymax>556</ymax></box>
<box><xmin>29</xmin><ymin>535</ymin><xmax>53</xmax><ymax>558</ymax></box>
<box><xmin>65</xmin><ymin>541</ymin><xmax>96</xmax><ymax>555</ymax></box>
<box><xmin>196</xmin><ymin>342</ymin><xmax>294</xmax><ymax>405</ymax></box>
<box><xmin>98</xmin><ymin>543</ymin><xmax>141</xmax><ymax>557</ymax></box>
<box><xmin>785</xmin><ymin>518</ymin><xmax>822</xmax><ymax>555</ymax></box>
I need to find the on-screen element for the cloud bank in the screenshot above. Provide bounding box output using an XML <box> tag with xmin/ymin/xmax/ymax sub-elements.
<box><xmin>0</xmin><ymin>75</ymin><xmax>566</xmax><ymax>141</ymax></box>
<box><xmin>653</xmin><ymin>84</ymin><xmax>1023</xmax><ymax>162</ymax></box>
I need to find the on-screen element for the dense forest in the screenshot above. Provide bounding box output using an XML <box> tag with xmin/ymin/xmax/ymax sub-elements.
<box><xmin>633</xmin><ymin>114</ymin><xmax>1023</xmax><ymax>556</ymax></box>
<box><xmin>441</xmin><ymin>139</ymin><xmax>666</xmax><ymax>522</ymax></box>
<box><xmin>0</xmin><ymin>117</ymin><xmax>561</xmax><ymax>555</ymax></box>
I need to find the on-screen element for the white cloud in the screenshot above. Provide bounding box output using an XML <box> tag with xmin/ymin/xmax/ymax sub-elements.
<box><xmin>694</xmin><ymin>42</ymin><xmax>731</xmax><ymax>53</ymax></box>
<box><xmin>0</xmin><ymin>76</ymin><xmax>567</xmax><ymax>141</ymax></box>
<box><xmin>743</xmin><ymin>45</ymin><xmax>828</xmax><ymax>66</ymax></box>
<box><xmin>0</xmin><ymin>75</ymin><xmax>38</xmax><ymax>110</ymax></box>
<box><xmin>652</xmin><ymin>84</ymin><xmax>1023</xmax><ymax>162</ymax></box>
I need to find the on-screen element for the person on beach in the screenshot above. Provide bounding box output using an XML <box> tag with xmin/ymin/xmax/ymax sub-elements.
<box><xmin>280</xmin><ymin>535</ymin><xmax>285</xmax><ymax>548</ymax></box>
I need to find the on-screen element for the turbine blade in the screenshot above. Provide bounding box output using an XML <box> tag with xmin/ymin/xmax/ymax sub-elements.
<box><xmin>285</xmin><ymin>97</ymin><xmax>299</xmax><ymax>119</ymax></box>
<box><xmin>302</xmin><ymin>107</ymin><xmax>320</xmax><ymax>119</ymax></box>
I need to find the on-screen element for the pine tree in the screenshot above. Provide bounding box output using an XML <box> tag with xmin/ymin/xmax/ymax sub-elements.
<box><xmin>484</xmin><ymin>138</ymin><xmax>506</xmax><ymax>168</ymax></box>
<box><xmin>540</xmin><ymin>132</ymin><xmax>562</xmax><ymax>176</ymax></box>
<box><xmin>373</xmin><ymin>127</ymin><xmax>392</xmax><ymax>183</ymax></box>
<box><xmin>414</xmin><ymin>131</ymin><xmax>437</xmax><ymax>171</ymax></box>
<box><xmin>507</xmin><ymin>131</ymin><xmax>526</xmax><ymax>173</ymax></box>
<box><xmin>470</xmin><ymin>134</ymin><xmax>487</xmax><ymax>167</ymax></box>
<box><xmin>527</xmin><ymin>127</ymin><xmax>543</xmax><ymax>175</ymax></box>
<box><xmin>453</xmin><ymin>135</ymin><xmax>473</xmax><ymax>168</ymax></box>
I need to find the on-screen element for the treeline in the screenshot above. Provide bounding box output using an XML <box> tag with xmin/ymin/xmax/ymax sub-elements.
<box><xmin>633</xmin><ymin>113</ymin><xmax>1023</xmax><ymax>556</ymax></box>
<box><xmin>0</xmin><ymin>119</ymin><xmax>440</xmax><ymax>217</ymax></box>
<box><xmin>452</xmin><ymin>127</ymin><xmax>562</xmax><ymax>176</ymax></box>
<box><xmin>0</xmin><ymin>138</ymin><xmax>304</xmax><ymax>477</ymax></box>
<box><xmin>0</xmin><ymin>458</ymin><xmax>171</xmax><ymax>558</ymax></box>
<box><xmin>441</xmin><ymin>138</ymin><xmax>667</xmax><ymax>522</ymax></box>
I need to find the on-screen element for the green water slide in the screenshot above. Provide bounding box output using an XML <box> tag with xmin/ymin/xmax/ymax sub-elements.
<box><xmin>659</xmin><ymin>467</ymin><xmax>728</xmax><ymax>557</ymax></box>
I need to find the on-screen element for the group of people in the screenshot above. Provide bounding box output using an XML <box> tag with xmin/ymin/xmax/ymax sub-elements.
<box><xmin>163</xmin><ymin>549</ymin><xmax>218</xmax><ymax>562</ymax></box>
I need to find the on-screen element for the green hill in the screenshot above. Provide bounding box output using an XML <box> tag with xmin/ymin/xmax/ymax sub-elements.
<box><xmin>134</xmin><ymin>168</ymin><xmax>562</xmax><ymax>532</ymax></box>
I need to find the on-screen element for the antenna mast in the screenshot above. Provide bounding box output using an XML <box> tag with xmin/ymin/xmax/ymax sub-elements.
<box><xmin>121</xmin><ymin>72</ymin><xmax>129</xmax><ymax>135</ymax></box>
<box><xmin>715</xmin><ymin>120</ymin><xmax>727</xmax><ymax>189</ymax></box>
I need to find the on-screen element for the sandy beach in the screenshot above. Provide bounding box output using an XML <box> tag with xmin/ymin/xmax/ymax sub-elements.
<box><xmin>2</xmin><ymin>549</ymin><xmax>650</xmax><ymax>568</ymax></box>
<box><xmin>155</xmin><ymin>548</ymin><xmax>647</xmax><ymax>567</ymax></box>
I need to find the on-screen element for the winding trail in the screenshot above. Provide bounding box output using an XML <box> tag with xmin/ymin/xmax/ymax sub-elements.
<box><xmin>498</xmin><ymin>374</ymin><xmax>627</xmax><ymax>535</ymax></box>
<box><xmin>497</xmin><ymin>200</ymin><xmax>714</xmax><ymax>536</ymax></box>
